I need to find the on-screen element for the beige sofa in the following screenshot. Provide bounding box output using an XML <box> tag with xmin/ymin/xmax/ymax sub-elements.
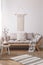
<box><xmin>6</xmin><ymin>32</ymin><xmax>42</xmax><ymax>51</ymax></box>
<box><xmin>2</xmin><ymin>32</ymin><xmax>43</xmax><ymax>51</ymax></box>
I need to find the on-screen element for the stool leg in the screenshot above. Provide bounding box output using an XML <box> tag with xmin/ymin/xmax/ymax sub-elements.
<box><xmin>0</xmin><ymin>47</ymin><xmax>3</xmax><ymax>55</ymax></box>
<box><xmin>8</xmin><ymin>47</ymin><xmax>10</xmax><ymax>55</ymax></box>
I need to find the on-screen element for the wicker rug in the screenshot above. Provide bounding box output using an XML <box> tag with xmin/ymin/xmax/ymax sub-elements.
<box><xmin>10</xmin><ymin>54</ymin><xmax>43</xmax><ymax>65</ymax></box>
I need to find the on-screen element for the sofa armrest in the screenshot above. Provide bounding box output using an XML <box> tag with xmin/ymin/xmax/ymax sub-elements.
<box><xmin>35</xmin><ymin>37</ymin><xmax>43</xmax><ymax>51</ymax></box>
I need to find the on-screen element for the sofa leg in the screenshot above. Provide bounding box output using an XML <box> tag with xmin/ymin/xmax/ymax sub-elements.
<box><xmin>36</xmin><ymin>45</ymin><xmax>40</xmax><ymax>51</ymax></box>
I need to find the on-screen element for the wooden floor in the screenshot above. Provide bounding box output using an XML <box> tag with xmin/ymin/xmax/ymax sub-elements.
<box><xmin>0</xmin><ymin>49</ymin><xmax>43</xmax><ymax>65</ymax></box>
<box><xmin>0</xmin><ymin>60</ymin><xmax>23</xmax><ymax>65</ymax></box>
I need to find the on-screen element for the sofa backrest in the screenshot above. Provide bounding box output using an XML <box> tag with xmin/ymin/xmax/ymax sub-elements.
<box><xmin>1</xmin><ymin>32</ymin><xmax>42</xmax><ymax>42</ymax></box>
<box><xmin>9</xmin><ymin>32</ymin><xmax>34</xmax><ymax>41</ymax></box>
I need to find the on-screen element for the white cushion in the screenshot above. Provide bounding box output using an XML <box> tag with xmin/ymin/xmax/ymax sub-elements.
<box><xmin>17</xmin><ymin>32</ymin><xmax>26</xmax><ymax>41</ymax></box>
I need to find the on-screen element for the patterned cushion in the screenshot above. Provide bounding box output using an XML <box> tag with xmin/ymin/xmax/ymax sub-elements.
<box><xmin>34</xmin><ymin>34</ymin><xmax>42</xmax><ymax>42</ymax></box>
<box><xmin>9</xmin><ymin>33</ymin><xmax>17</xmax><ymax>40</ymax></box>
<box><xmin>26</xmin><ymin>33</ymin><xmax>34</xmax><ymax>40</ymax></box>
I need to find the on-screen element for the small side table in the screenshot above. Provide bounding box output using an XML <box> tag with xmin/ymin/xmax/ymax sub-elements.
<box><xmin>0</xmin><ymin>45</ymin><xmax>3</xmax><ymax>55</ymax></box>
<box><xmin>2</xmin><ymin>41</ymin><xmax>10</xmax><ymax>55</ymax></box>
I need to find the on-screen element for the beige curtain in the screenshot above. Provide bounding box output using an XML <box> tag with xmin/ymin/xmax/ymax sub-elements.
<box><xmin>17</xmin><ymin>14</ymin><xmax>24</xmax><ymax>31</ymax></box>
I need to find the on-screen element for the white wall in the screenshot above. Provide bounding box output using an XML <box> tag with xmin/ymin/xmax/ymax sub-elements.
<box><xmin>1</xmin><ymin>0</ymin><xmax>17</xmax><ymax>33</ymax></box>
<box><xmin>1</xmin><ymin>0</ymin><xmax>43</xmax><ymax>35</ymax></box>
<box><xmin>0</xmin><ymin>0</ymin><xmax>2</xmax><ymax>37</ymax></box>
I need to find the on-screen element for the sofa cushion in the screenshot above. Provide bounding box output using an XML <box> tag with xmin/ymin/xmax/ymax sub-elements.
<box><xmin>17</xmin><ymin>32</ymin><xmax>26</xmax><ymax>41</ymax></box>
<box><xmin>26</xmin><ymin>33</ymin><xmax>34</xmax><ymax>40</ymax></box>
<box><xmin>9</xmin><ymin>33</ymin><xmax>17</xmax><ymax>40</ymax></box>
<box><xmin>8</xmin><ymin>40</ymin><xmax>31</xmax><ymax>44</ymax></box>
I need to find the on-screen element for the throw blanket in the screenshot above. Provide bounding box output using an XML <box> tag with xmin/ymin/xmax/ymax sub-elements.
<box><xmin>11</xmin><ymin>54</ymin><xmax>43</xmax><ymax>65</ymax></box>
